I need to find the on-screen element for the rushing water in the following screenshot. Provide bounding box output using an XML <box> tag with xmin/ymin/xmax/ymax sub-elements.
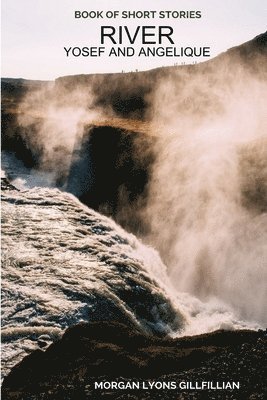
<box><xmin>1</xmin><ymin>180</ymin><xmax>259</xmax><ymax>377</ymax></box>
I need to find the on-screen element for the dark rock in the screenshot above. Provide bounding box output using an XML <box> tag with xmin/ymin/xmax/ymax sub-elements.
<box><xmin>2</xmin><ymin>322</ymin><xmax>266</xmax><ymax>399</ymax></box>
<box><xmin>1</xmin><ymin>177</ymin><xmax>19</xmax><ymax>191</ymax></box>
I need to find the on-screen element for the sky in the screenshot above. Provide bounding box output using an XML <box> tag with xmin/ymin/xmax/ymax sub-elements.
<box><xmin>1</xmin><ymin>0</ymin><xmax>266</xmax><ymax>80</ymax></box>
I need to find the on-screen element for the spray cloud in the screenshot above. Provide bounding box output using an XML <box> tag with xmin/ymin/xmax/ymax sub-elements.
<box><xmin>16</xmin><ymin>81</ymin><xmax>103</xmax><ymax>188</ymax></box>
<box><xmin>143</xmin><ymin>55</ymin><xmax>267</xmax><ymax>325</ymax></box>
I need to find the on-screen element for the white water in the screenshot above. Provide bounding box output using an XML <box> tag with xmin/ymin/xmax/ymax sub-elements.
<box><xmin>1</xmin><ymin>185</ymin><xmax>184</xmax><ymax>376</ymax></box>
<box><xmin>1</xmin><ymin>183</ymin><xmax>259</xmax><ymax>377</ymax></box>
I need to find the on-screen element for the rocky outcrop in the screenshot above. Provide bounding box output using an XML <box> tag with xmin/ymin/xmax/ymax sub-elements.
<box><xmin>2</xmin><ymin>321</ymin><xmax>266</xmax><ymax>399</ymax></box>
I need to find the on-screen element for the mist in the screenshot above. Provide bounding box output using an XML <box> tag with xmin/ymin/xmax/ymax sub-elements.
<box><xmin>3</xmin><ymin>35</ymin><xmax>266</xmax><ymax>329</ymax></box>
<box><xmin>143</xmin><ymin>56</ymin><xmax>267</xmax><ymax>325</ymax></box>
<box><xmin>16</xmin><ymin>82</ymin><xmax>103</xmax><ymax>189</ymax></box>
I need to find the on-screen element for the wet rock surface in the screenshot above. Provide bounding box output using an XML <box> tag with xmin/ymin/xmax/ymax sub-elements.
<box><xmin>2</xmin><ymin>322</ymin><xmax>266</xmax><ymax>400</ymax></box>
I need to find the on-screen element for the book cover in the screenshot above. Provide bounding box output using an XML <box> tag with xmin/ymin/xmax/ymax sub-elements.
<box><xmin>1</xmin><ymin>1</ymin><xmax>267</xmax><ymax>399</ymax></box>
